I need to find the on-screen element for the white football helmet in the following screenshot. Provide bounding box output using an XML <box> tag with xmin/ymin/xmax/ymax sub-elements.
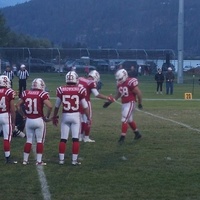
<box><xmin>115</xmin><ymin>69</ymin><xmax>128</xmax><ymax>84</ymax></box>
<box><xmin>66</xmin><ymin>71</ymin><xmax>78</xmax><ymax>84</ymax></box>
<box><xmin>88</xmin><ymin>70</ymin><xmax>100</xmax><ymax>82</ymax></box>
<box><xmin>31</xmin><ymin>78</ymin><xmax>46</xmax><ymax>90</ymax></box>
<box><xmin>0</xmin><ymin>75</ymin><xmax>11</xmax><ymax>88</ymax></box>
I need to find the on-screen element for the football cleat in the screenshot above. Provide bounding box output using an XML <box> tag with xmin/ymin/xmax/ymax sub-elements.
<box><xmin>59</xmin><ymin>160</ymin><xmax>64</xmax><ymax>165</ymax></box>
<box><xmin>72</xmin><ymin>160</ymin><xmax>81</xmax><ymax>166</ymax></box>
<box><xmin>134</xmin><ymin>131</ymin><xmax>142</xmax><ymax>140</ymax></box>
<box><xmin>118</xmin><ymin>135</ymin><xmax>125</xmax><ymax>144</ymax></box>
<box><xmin>22</xmin><ymin>160</ymin><xmax>29</xmax><ymax>165</ymax></box>
<box><xmin>36</xmin><ymin>161</ymin><xmax>47</xmax><ymax>166</ymax></box>
<box><xmin>5</xmin><ymin>156</ymin><xmax>17</xmax><ymax>164</ymax></box>
<box><xmin>83</xmin><ymin>137</ymin><xmax>95</xmax><ymax>143</ymax></box>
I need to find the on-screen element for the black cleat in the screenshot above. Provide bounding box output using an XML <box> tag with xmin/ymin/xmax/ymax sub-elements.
<box><xmin>5</xmin><ymin>156</ymin><xmax>17</xmax><ymax>164</ymax></box>
<box><xmin>118</xmin><ymin>135</ymin><xmax>125</xmax><ymax>144</ymax></box>
<box><xmin>134</xmin><ymin>131</ymin><xmax>142</xmax><ymax>140</ymax></box>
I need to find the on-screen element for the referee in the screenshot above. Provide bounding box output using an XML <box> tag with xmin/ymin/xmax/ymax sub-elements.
<box><xmin>3</xmin><ymin>65</ymin><xmax>14</xmax><ymax>88</ymax></box>
<box><xmin>17</xmin><ymin>64</ymin><xmax>29</xmax><ymax>98</ymax></box>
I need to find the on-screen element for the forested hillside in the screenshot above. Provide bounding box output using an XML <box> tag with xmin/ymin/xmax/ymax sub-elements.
<box><xmin>1</xmin><ymin>0</ymin><xmax>200</xmax><ymax>55</ymax></box>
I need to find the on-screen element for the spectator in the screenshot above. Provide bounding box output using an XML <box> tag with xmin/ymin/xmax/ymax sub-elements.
<box><xmin>17</xmin><ymin>64</ymin><xmax>29</xmax><ymax>98</ymax></box>
<box><xmin>52</xmin><ymin>71</ymin><xmax>90</xmax><ymax>165</ymax></box>
<box><xmin>17</xmin><ymin>78</ymin><xmax>52</xmax><ymax>165</ymax></box>
<box><xmin>3</xmin><ymin>66</ymin><xmax>14</xmax><ymax>88</ymax></box>
<box><xmin>155</xmin><ymin>68</ymin><xmax>164</xmax><ymax>94</ymax></box>
<box><xmin>128</xmin><ymin>65</ymin><xmax>138</xmax><ymax>78</ymax></box>
<box><xmin>165</xmin><ymin>67</ymin><xmax>175</xmax><ymax>95</ymax></box>
<box><xmin>138</xmin><ymin>65</ymin><xmax>142</xmax><ymax>76</ymax></box>
<box><xmin>0</xmin><ymin>75</ymin><xmax>16</xmax><ymax>164</ymax></box>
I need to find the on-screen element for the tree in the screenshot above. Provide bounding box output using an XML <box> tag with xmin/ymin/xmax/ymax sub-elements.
<box><xmin>0</xmin><ymin>12</ymin><xmax>10</xmax><ymax>46</ymax></box>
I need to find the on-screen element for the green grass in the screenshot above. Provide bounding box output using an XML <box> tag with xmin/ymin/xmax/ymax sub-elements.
<box><xmin>1</xmin><ymin>72</ymin><xmax>200</xmax><ymax>200</ymax></box>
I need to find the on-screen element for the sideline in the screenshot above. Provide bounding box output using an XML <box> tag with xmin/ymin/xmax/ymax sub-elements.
<box><xmin>136</xmin><ymin>108</ymin><xmax>200</xmax><ymax>133</ymax></box>
<box><xmin>32</xmin><ymin>142</ymin><xmax>51</xmax><ymax>200</ymax></box>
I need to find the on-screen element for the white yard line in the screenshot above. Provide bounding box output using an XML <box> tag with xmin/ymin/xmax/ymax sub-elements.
<box><xmin>32</xmin><ymin>142</ymin><xmax>51</xmax><ymax>200</ymax></box>
<box><xmin>136</xmin><ymin>108</ymin><xmax>200</xmax><ymax>133</ymax></box>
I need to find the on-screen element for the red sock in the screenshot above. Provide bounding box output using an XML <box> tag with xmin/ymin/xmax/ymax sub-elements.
<box><xmin>84</xmin><ymin>123</ymin><xmax>91</xmax><ymax>136</ymax></box>
<box><xmin>24</xmin><ymin>143</ymin><xmax>32</xmax><ymax>153</ymax></box>
<box><xmin>37</xmin><ymin>143</ymin><xmax>43</xmax><ymax>154</ymax></box>
<box><xmin>59</xmin><ymin>142</ymin><xmax>66</xmax><ymax>154</ymax></box>
<box><xmin>72</xmin><ymin>141</ymin><xmax>79</xmax><ymax>154</ymax></box>
<box><xmin>4</xmin><ymin>140</ymin><xmax>10</xmax><ymax>152</ymax></box>
<box><xmin>128</xmin><ymin>121</ymin><xmax>137</xmax><ymax>131</ymax></box>
<box><xmin>121</xmin><ymin>122</ymin><xmax>128</xmax><ymax>136</ymax></box>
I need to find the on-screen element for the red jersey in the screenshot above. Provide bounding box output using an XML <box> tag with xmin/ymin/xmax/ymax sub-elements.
<box><xmin>0</xmin><ymin>88</ymin><xmax>15</xmax><ymax>113</ymax></box>
<box><xmin>22</xmin><ymin>90</ymin><xmax>50</xmax><ymax>119</ymax></box>
<box><xmin>78</xmin><ymin>77</ymin><xmax>97</xmax><ymax>101</ymax></box>
<box><xmin>117</xmin><ymin>77</ymin><xmax>138</xmax><ymax>103</ymax></box>
<box><xmin>56</xmin><ymin>85</ymin><xmax>87</xmax><ymax>113</ymax></box>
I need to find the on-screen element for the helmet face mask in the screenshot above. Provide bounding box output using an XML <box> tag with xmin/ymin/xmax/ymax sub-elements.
<box><xmin>31</xmin><ymin>78</ymin><xmax>46</xmax><ymax>91</ymax></box>
<box><xmin>115</xmin><ymin>69</ymin><xmax>128</xmax><ymax>84</ymax></box>
<box><xmin>88</xmin><ymin>70</ymin><xmax>100</xmax><ymax>82</ymax></box>
<box><xmin>0</xmin><ymin>75</ymin><xmax>11</xmax><ymax>88</ymax></box>
<box><xmin>65</xmin><ymin>71</ymin><xmax>78</xmax><ymax>84</ymax></box>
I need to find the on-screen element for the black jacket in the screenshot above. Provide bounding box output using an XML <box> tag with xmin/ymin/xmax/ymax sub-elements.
<box><xmin>155</xmin><ymin>73</ymin><xmax>164</xmax><ymax>83</ymax></box>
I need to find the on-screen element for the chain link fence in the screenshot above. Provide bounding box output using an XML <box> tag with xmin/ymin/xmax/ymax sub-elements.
<box><xmin>0</xmin><ymin>47</ymin><xmax>175</xmax><ymax>74</ymax></box>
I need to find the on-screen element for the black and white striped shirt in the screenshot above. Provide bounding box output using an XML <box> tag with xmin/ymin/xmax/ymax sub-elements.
<box><xmin>17</xmin><ymin>70</ymin><xmax>29</xmax><ymax>80</ymax></box>
<box><xmin>3</xmin><ymin>70</ymin><xmax>14</xmax><ymax>81</ymax></box>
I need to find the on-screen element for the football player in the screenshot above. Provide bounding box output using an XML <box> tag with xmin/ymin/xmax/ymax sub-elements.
<box><xmin>114</xmin><ymin>69</ymin><xmax>143</xmax><ymax>143</ymax></box>
<box><xmin>78</xmin><ymin>70</ymin><xmax>114</xmax><ymax>142</ymax></box>
<box><xmin>52</xmin><ymin>71</ymin><xmax>91</xmax><ymax>165</ymax></box>
<box><xmin>0</xmin><ymin>75</ymin><xmax>16</xmax><ymax>163</ymax></box>
<box><xmin>17</xmin><ymin>78</ymin><xmax>52</xmax><ymax>165</ymax></box>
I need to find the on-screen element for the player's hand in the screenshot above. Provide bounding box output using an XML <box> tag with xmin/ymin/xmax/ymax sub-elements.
<box><xmin>43</xmin><ymin>117</ymin><xmax>52</xmax><ymax>123</ymax></box>
<box><xmin>52</xmin><ymin>116</ymin><xmax>59</xmax><ymax>126</ymax></box>
<box><xmin>87</xmin><ymin>119</ymin><xmax>92</xmax><ymax>127</ymax></box>
<box><xmin>107</xmin><ymin>95</ymin><xmax>115</xmax><ymax>102</ymax></box>
<box><xmin>138</xmin><ymin>104</ymin><xmax>143</xmax><ymax>110</ymax></box>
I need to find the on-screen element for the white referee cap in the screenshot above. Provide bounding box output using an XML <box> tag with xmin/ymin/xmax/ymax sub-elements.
<box><xmin>20</xmin><ymin>64</ymin><xmax>26</xmax><ymax>68</ymax></box>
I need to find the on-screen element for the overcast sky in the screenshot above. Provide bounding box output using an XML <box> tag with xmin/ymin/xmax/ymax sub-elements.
<box><xmin>0</xmin><ymin>0</ymin><xmax>30</xmax><ymax>8</ymax></box>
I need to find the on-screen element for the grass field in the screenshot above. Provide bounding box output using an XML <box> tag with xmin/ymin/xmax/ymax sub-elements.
<box><xmin>1</xmin><ymin>72</ymin><xmax>200</xmax><ymax>200</ymax></box>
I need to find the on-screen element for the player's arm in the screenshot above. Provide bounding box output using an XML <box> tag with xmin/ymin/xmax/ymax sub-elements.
<box><xmin>43</xmin><ymin>99</ymin><xmax>53</xmax><ymax>122</ymax></box>
<box><xmin>16</xmin><ymin>99</ymin><xmax>26</xmax><ymax>118</ymax></box>
<box><xmin>10</xmin><ymin>99</ymin><xmax>16</xmax><ymax>130</ymax></box>
<box><xmin>52</xmin><ymin>97</ymin><xmax>61</xmax><ymax>126</ymax></box>
<box><xmin>81</xmin><ymin>98</ymin><xmax>91</xmax><ymax>123</ymax></box>
<box><xmin>114</xmin><ymin>90</ymin><xmax>121</xmax><ymax>101</ymax></box>
<box><xmin>92</xmin><ymin>88</ymin><xmax>115</xmax><ymax>102</ymax></box>
<box><xmin>132</xmin><ymin>86</ymin><xmax>143</xmax><ymax>109</ymax></box>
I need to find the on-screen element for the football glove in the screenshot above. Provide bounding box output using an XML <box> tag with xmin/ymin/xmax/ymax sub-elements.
<box><xmin>103</xmin><ymin>101</ymin><xmax>112</xmax><ymax>108</ymax></box>
<box><xmin>138</xmin><ymin>104</ymin><xmax>143</xmax><ymax>110</ymax></box>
